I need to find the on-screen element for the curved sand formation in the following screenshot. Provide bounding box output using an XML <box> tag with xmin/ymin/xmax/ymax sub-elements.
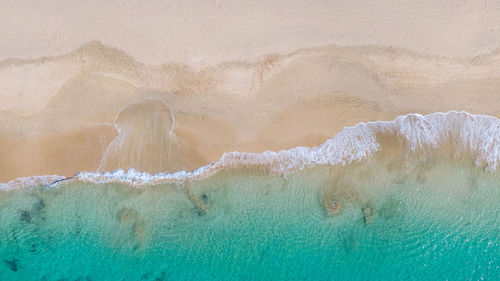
<box><xmin>98</xmin><ymin>99</ymin><xmax>175</xmax><ymax>173</ymax></box>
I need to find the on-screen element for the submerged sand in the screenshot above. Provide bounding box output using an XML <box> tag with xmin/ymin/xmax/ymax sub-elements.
<box><xmin>1</xmin><ymin>42</ymin><xmax>500</xmax><ymax>181</ymax></box>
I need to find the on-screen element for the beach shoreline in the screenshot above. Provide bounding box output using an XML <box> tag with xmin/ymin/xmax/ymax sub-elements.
<box><xmin>2</xmin><ymin>111</ymin><xmax>500</xmax><ymax>191</ymax></box>
<box><xmin>2</xmin><ymin>42</ymin><xmax>500</xmax><ymax>181</ymax></box>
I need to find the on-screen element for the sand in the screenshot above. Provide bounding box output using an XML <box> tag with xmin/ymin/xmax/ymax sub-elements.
<box><xmin>1</xmin><ymin>1</ymin><xmax>500</xmax><ymax>181</ymax></box>
<box><xmin>1</xmin><ymin>42</ymin><xmax>500</xmax><ymax>181</ymax></box>
<box><xmin>2</xmin><ymin>1</ymin><xmax>500</xmax><ymax>64</ymax></box>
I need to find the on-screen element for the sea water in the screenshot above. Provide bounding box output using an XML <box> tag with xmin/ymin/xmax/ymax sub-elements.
<box><xmin>1</xmin><ymin>112</ymin><xmax>499</xmax><ymax>280</ymax></box>
<box><xmin>0</xmin><ymin>158</ymin><xmax>498</xmax><ymax>280</ymax></box>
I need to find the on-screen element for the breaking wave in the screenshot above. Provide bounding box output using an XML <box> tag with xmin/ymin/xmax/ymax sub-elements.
<box><xmin>2</xmin><ymin>111</ymin><xmax>500</xmax><ymax>189</ymax></box>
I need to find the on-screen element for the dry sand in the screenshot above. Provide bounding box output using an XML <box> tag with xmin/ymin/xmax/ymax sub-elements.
<box><xmin>2</xmin><ymin>1</ymin><xmax>500</xmax><ymax>64</ymax></box>
<box><xmin>1</xmin><ymin>42</ymin><xmax>500</xmax><ymax>181</ymax></box>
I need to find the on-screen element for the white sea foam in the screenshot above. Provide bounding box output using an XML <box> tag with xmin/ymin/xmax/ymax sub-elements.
<box><xmin>2</xmin><ymin>111</ymin><xmax>500</xmax><ymax>189</ymax></box>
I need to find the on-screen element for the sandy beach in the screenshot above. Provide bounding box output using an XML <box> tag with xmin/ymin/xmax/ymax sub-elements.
<box><xmin>1</xmin><ymin>2</ymin><xmax>500</xmax><ymax>280</ymax></box>
<box><xmin>1</xmin><ymin>43</ymin><xmax>500</xmax><ymax>181</ymax></box>
<box><xmin>1</xmin><ymin>1</ymin><xmax>500</xmax><ymax>181</ymax></box>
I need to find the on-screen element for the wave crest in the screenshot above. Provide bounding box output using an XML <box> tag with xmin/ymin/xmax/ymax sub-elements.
<box><xmin>2</xmin><ymin>111</ymin><xmax>500</xmax><ymax>189</ymax></box>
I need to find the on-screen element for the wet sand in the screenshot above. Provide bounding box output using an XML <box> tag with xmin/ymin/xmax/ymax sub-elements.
<box><xmin>1</xmin><ymin>43</ymin><xmax>500</xmax><ymax>181</ymax></box>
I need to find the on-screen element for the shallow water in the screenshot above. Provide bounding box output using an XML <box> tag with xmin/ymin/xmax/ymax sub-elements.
<box><xmin>0</xmin><ymin>158</ymin><xmax>498</xmax><ymax>280</ymax></box>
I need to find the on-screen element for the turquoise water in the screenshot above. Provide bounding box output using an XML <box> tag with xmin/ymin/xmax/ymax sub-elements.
<box><xmin>0</xmin><ymin>161</ymin><xmax>498</xmax><ymax>280</ymax></box>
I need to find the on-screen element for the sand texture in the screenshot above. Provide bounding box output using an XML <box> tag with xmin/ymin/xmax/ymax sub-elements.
<box><xmin>1</xmin><ymin>42</ymin><xmax>500</xmax><ymax>181</ymax></box>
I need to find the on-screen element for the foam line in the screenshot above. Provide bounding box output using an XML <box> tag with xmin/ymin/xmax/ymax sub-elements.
<box><xmin>2</xmin><ymin>111</ymin><xmax>500</xmax><ymax>189</ymax></box>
